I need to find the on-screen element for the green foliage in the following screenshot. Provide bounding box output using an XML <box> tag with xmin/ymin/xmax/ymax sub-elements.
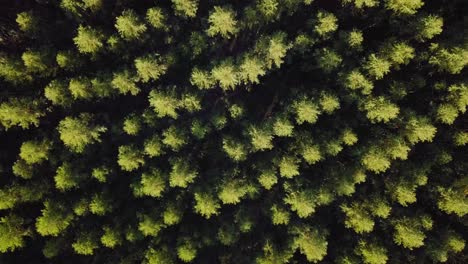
<box><xmin>72</xmin><ymin>233</ymin><xmax>98</xmax><ymax>255</ymax></box>
<box><xmin>258</xmin><ymin>168</ymin><xmax>278</xmax><ymax>190</ymax></box>
<box><xmin>278</xmin><ymin>156</ymin><xmax>300</xmax><ymax>178</ymax></box>
<box><xmin>0</xmin><ymin>215</ymin><xmax>27</xmax><ymax>253</ymax></box>
<box><xmin>190</xmin><ymin>68</ymin><xmax>215</xmax><ymax>89</ymax></box>
<box><xmin>437</xmin><ymin>179</ymin><xmax>468</xmax><ymax>217</ymax></box>
<box><xmin>148</xmin><ymin>89</ymin><xmax>180</xmax><ymax>118</ymax></box>
<box><xmin>141</xmin><ymin>168</ymin><xmax>166</xmax><ymax>197</ymax></box>
<box><xmin>58</xmin><ymin>113</ymin><xmax>107</xmax><ymax>153</ymax></box>
<box><xmin>436</xmin><ymin>103</ymin><xmax>458</xmax><ymax>124</ymax></box>
<box><xmin>361</xmin><ymin>147</ymin><xmax>391</xmax><ymax>173</ymax></box>
<box><xmin>249</xmin><ymin>126</ymin><xmax>274</xmax><ymax>151</ymax></box>
<box><xmin>194</xmin><ymin>192</ymin><xmax>220</xmax><ymax>219</ymax></box>
<box><xmin>314</xmin><ymin>11</ymin><xmax>338</xmax><ymax>37</ymax></box>
<box><xmin>385</xmin><ymin>42</ymin><xmax>415</xmax><ymax>65</ymax></box>
<box><xmin>363</xmin><ymin>96</ymin><xmax>400</xmax><ymax>123</ymax></box>
<box><xmin>36</xmin><ymin>201</ymin><xmax>74</xmax><ymax>236</ymax></box>
<box><xmin>1</xmin><ymin>1</ymin><xmax>467</xmax><ymax>262</ymax></box>
<box><xmin>89</xmin><ymin>193</ymin><xmax>112</xmax><ymax>215</ymax></box>
<box><xmin>146</xmin><ymin>7</ymin><xmax>167</xmax><ymax>29</ymax></box>
<box><xmin>111</xmin><ymin>69</ymin><xmax>140</xmax><ymax>95</ymax></box>
<box><xmin>343</xmin><ymin>70</ymin><xmax>373</xmax><ymax>94</ymax></box>
<box><xmin>123</xmin><ymin>115</ymin><xmax>142</xmax><ymax>135</ymax></box>
<box><xmin>293</xmin><ymin>99</ymin><xmax>320</xmax><ymax>124</ymax></box>
<box><xmin>240</xmin><ymin>56</ymin><xmax>266</xmax><ymax>84</ymax></box>
<box><xmin>385</xmin><ymin>0</ymin><xmax>424</xmax><ymax>15</ymax></box>
<box><xmin>223</xmin><ymin>137</ymin><xmax>248</xmax><ymax>161</ymax></box>
<box><xmin>284</xmin><ymin>189</ymin><xmax>316</xmax><ymax>218</ymax></box>
<box><xmin>172</xmin><ymin>0</ymin><xmax>198</xmax><ymax>18</ymax></box>
<box><xmin>319</xmin><ymin>93</ymin><xmax>340</xmax><ymax>114</ymax></box>
<box><xmin>162</xmin><ymin>125</ymin><xmax>187</xmax><ymax>150</ymax></box>
<box><xmin>271</xmin><ymin>204</ymin><xmax>290</xmax><ymax>225</ymax></box>
<box><xmin>73</xmin><ymin>25</ymin><xmax>104</xmax><ymax>54</ymax></box>
<box><xmin>115</xmin><ymin>10</ymin><xmax>147</xmax><ymax>40</ymax></box>
<box><xmin>0</xmin><ymin>97</ymin><xmax>44</xmax><ymax>129</ymax></box>
<box><xmin>169</xmin><ymin>158</ymin><xmax>198</xmax><ymax>188</ymax></box>
<box><xmin>54</xmin><ymin>162</ymin><xmax>80</xmax><ymax>191</ymax></box>
<box><xmin>211</xmin><ymin>60</ymin><xmax>239</xmax><ymax>90</ymax></box>
<box><xmin>393</xmin><ymin>216</ymin><xmax>432</xmax><ymax>249</ymax></box>
<box><xmin>163</xmin><ymin>203</ymin><xmax>183</xmax><ymax>225</ymax></box>
<box><xmin>404</xmin><ymin>115</ymin><xmax>437</xmax><ymax>144</ymax></box>
<box><xmin>19</xmin><ymin>140</ymin><xmax>50</xmax><ymax>164</ymax></box>
<box><xmin>273</xmin><ymin>117</ymin><xmax>294</xmax><ymax>137</ymax></box>
<box><xmin>342</xmin><ymin>0</ymin><xmax>379</xmax><ymax>9</ymax></box>
<box><xmin>265</xmin><ymin>32</ymin><xmax>290</xmax><ymax>68</ymax></box>
<box><xmin>16</xmin><ymin>11</ymin><xmax>38</xmax><ymax>33</ymax></box>
<box><xmin>453</xmin><ymin>131</ymin><xmax>468</xmax><ymax>146</ymax></box>
<box><xmin>135</xmin><ymin>54</ymin><xmax>168</xmax><ymax>83</ymax></box>
<box><xmin>315</xmin><ymin>48</ymin><xmax>342</xmax><ymax>73</ymax></box>
<box><xmin>145</xmin><ymin>247</ymin><xmax>174</xmax><ymax>264</ymax></box>
<box><xmin>118</xmin><ymin>145</ymin><xmax>145</xmax><ymax>171</ymax></box>
<box><xmin>341</xmin><ymin>203</ymin><xmax>375</xmax><ymax>233</ymax></box>
<box><xmin>207</xmin><ymin>7</ymin><xmax>238</xmax><ymax>38</ymax></box>
<box><xmin>92</xmin><ymin>166</ymin><xmax>110</xmax><ymax>182</ymax></box>
<box><xmin>364</xmin><ymin>54</ymin><xmax>391</xmax><ymax>80</ymax></box>
<box><xmin>101</xmin><ymin>226</ymin><xmax>122</xmax><ymax>248</ymax></box>
<box><xmin>218</xmin><ymin>180</ymin><xmax>249</xmax><ymax>204</ymax></box>
<box><xmin>291</xmin><ymin>226</ymin><xmax>328</xmax><ymax>262</ymax></box>
<box><xmin>22</xmin><ymin>50</ymin><xmax>51</xmax><ymax>73</ymax></box>
<box><xmin>356</xmin><ymin>241</ymin><xmax>388</xmax><ymax>264</ymax></box>
<box><xmin>144</xmin><ymin>135</ymin><xmax>164</xmax><ymax>157</ymax></box>
<box><xmin>416</xmin><ymin>15</ymin><xmax>443</xmax><ymax>41</ymax></box>
<box><xmin>429</xmin><ymin>46</ymin><xmax>468</xmax><ymax>74</ymax></box>
<box><xmin>12</xmin><ymin>159</ymin><xmax>34</xmax><ymax>179</ymax></box>
<box><xmin>177</xmin><ymin>241</ymin><xmax>197</xmax><ymax>262</ymax></box>
<box><xmin>44</xmin><ymin>80</ymin><xmax>72</xmax><ymax>106</ymax></box>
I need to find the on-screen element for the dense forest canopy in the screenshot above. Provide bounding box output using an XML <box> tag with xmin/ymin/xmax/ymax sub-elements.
<box><xmin>0</xmin><ymin>0</ymin><xmax>467</xmax><ymax>263</ymax></box>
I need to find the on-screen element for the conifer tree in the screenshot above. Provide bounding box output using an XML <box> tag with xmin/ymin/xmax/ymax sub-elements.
<box><xmin>0</xmin><ymin>0</ymin><xmax>467</xmax><ymax>263</ymax></box>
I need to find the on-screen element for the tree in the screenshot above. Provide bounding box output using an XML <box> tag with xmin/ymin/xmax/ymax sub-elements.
<box><xmin>135</xmin><ymin>54</ymin><xmax>168</xmax><ymax>83</ymax></box>
<box><xmin>0</xmin><ymin>214</ymin><xmax>28</xmax><ymax>253</ymax></box>
<box><xmin>0</xmin><ymin>97</ymin><xmax>44</xmax><ymax>129</ymax></box>
<box><xmin>19</xmin><ymin>140</ymin><xmax>51</xmax><ymax>164</ymax></box>
<box><xmin>1</xmin><ymin>0</ymin><xmax>467</xmax><ymax>263</ymax></box>
<box><xmin>415</xmin><ymin>15</ymin><xmax>443</xmax><ymax>41</ymax></box>
<box><xmin>101</xmin><ymin>226</ymin><xmax>122</xmax><ymax>248</ymax></box>
<box><xmin>146</xmin><ymin>7</ymin><xmax>167</xmax><ymax>29</ymax></box>
<box><xmin>44</xmin><ymin>79</ymin><xmax>73</xmax><ymax>106</ymax></box>
<box><xmin>36</xmin><ymin>201</ymin><xmax>74</xmax><ymax>236</ymax></box>
<box><xmin>148</xmin><ymin>89</ymin><xmax>180</xmax><ymax>118</ymax></box>
<box><xmin>362</xmin><ymin>96</ymin><xmax>400</xmax><ymax>123</ymax></box>
<box><xmin>162</xmin><ymin>125</ymin><xmax>188</xmax><ymax>151</ymax></box>
<box><xmin>111</xmin><ymin>69</ymin><xmax>140</xmax><ymax>95</ymax></box>
<box><xmin>291</xmin><ymin>225</ymin><xmax>328</xmax><ymax>263</ymax></box>
<box><xmin>140</xmin><ymin>168</ymin><xmax>166</xmax><ymax>198</ymax></box>
<box><xmin>193</xmin><ymin>192</ymin><xmax>220</xmax><ymax>219</ymax></box>
<box><xmin>57</xmin><ymin>113</ymin><xmax>107</xmax><ymax>153</ymax></box>
<box><xmin>356</xmin><ymin>240</ymin><xmax>388</xmax><ymax>264</ymax></box>
<box><xmin>115</xmin><ymin>10</ymin><xmax>147</xmax><ymax>40</ymax></box>
<box><xmin>314</xmin><ymin>11</ymin><xmax>338</xmax><ymax>37</ymax></box>
<box><xmin>172</xmin><ymin>0</ymin><xmax>198</xmax><ymax>18</ymax></box>
<box><xmin>72</xmin><ymin>233</ymin><xmax>99</xmax><ymax>255</ymax></box>
<box><xmin>206</xmin><ymin>6</ymin><xmax>238</xmax><ymax>39</ymax></box>
<box><xmin>169</xmin><ymin>158</ymin><xmax>198</xmax><ymax>188</ymax></box>
<box><xmin>429</xmin><ymin>46</ymin><xmax>468</xmax><ymax>74</ymax></box>
<box><xmin>16</xmin><ymin>11</ymin><xmax>39</xmax><ymax>33</ymax></box>
<box><xmin>385</xmin><ymin>0</ymin><xmax>424</xmax><ymax>15</ymax></box>
<box><xmin>118</xmin><ymin>145</ymin><xmax>145</xmax><ymax>171</ymax></box>
<box><xmin>364</xmin><ymin>54</ymin><xmax>392</xmax><ymax>80</ymax></box>
<box><xmin>73</xmin><ymin>25</ymin><xmax>105</xmax><ymax>54</ymax></box>
<box><xmin>211</xmin><ymin>60</ymin><xmax>239</xmax><ymax>90</ymax></box>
